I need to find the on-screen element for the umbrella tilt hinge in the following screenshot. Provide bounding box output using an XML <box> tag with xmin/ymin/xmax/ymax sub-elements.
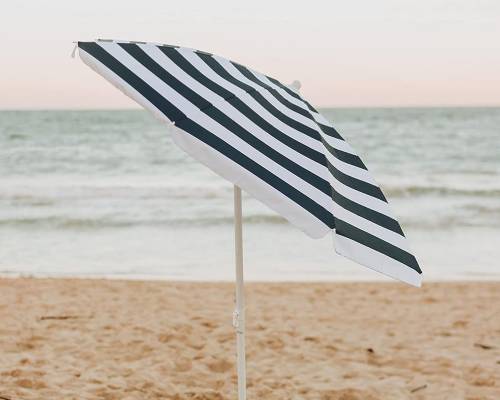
<box><xmin>232</xmin><ymin>309</ymin><xmax>245</xmax><ymax>334</ymax></box>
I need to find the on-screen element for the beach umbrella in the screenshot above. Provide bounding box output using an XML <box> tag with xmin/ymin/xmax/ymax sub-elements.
<box><xmin>74</xmin><ymin>39</ymin><xmax>422</xmax><ymax>399</ymax></box>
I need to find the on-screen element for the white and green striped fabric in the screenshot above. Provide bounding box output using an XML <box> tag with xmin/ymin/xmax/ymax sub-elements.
<box><xmin>77</xmin><ymin>39</ymin><xmax>423</xmax><ymax>286</ymax></box>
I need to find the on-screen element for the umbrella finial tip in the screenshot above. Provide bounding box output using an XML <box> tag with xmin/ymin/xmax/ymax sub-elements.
<box><xmin>289</xmin><ymin>80</ymin><xmax>301</xmax><ymax>92</ymax></box>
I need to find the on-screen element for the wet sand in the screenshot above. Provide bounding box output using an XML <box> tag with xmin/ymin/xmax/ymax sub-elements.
<box><xmin>0</xmin><ymin>278</ymin><xmax>498</xmax><ymax>399</ymax></box>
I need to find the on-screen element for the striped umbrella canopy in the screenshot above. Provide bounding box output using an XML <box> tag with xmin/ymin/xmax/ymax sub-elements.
<box><xmin>75</xmin><ymin>39</ymin><xmax>422</xmax><ymax>287</ymax></box>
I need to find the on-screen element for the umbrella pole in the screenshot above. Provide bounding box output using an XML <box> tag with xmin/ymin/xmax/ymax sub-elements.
<box><xmin>233</xmin><ymin>185</ymin><xmax>246</xmax><ymax>400</ymax></box>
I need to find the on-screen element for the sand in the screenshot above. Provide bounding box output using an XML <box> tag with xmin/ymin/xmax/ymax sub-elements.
<box><xmin>0</xmin><ymin>279</ymin><xmax>498</xmax><ymax>399</ymax></box>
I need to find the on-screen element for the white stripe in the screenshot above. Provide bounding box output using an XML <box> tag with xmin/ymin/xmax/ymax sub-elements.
<box><xmin>99</xmin><ymin>42</ymin><xmax>334</xmax><ymax>212</ymax></box>
<box><xmin>334</xmin><ymin>234</ymin><xmax>421</xmax><ymax>287</ymax></box>
<box><xmin>324</xmin><ymin>151</ymin><xmax>379</xmax><ymax>186</ymax></box>
<box><xmin>320</xmin><ymin>134</ymin><xmax>356</xmax><ymax>154</ymax></box>
<box><xmin>329</xmin><ymin>174</ymin><xmax>394</xmax><ymax>218</ymax></box>
<box><xmin>177</xmin><ymin>48</ymin><xmax>326</xmax><ymax>154</ymax></box>
<box><xmin>310</xmin><ymin>111</ymin><xmax>332</xmax><ymax>126</ymax></box>
<box><xmin>140</xmin><ymin>44</ymin><xmax>331</xmax><ymax>182</ymax></box>
<box><xmin>213</xmin><ymin>56</ymin><xmax>325</xmax><ymax>135</ymax></box>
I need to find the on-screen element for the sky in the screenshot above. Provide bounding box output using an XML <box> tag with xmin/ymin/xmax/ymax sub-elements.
<box><xmin>1</xmin><ymin>0</ymin><xmax>499</xmax><ymax>109</ymax></box>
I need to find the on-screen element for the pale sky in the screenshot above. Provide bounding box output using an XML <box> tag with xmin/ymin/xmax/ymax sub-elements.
<box><xmin>1</xmin><ymin>0</ymin><xmax>499</xmax><ymax>109</ymax></box>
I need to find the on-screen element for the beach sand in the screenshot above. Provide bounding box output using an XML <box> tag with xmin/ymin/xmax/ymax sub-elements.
<box><xmin>0</xmin><ymin>279</ymin><xmax>498</xmax><ymax>399</ymax></box>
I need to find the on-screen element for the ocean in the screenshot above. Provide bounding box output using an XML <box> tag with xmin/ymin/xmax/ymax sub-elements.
<box><xmin>1</xmin><ymin>108</ymin><xmax>499</xmax><ymax>281</ymax></box>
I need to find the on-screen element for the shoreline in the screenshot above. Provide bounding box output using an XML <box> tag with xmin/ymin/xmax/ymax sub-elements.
<box><xmin>1</xmin><ymin>272</ymin><xmax>500</xmax><ymax>283</ymax></box>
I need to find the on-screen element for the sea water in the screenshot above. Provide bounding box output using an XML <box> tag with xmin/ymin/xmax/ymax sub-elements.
<box><xmin>1</xmin><ymin>108</ymin><xmax>499</xmax><ymax>281</ymax></box>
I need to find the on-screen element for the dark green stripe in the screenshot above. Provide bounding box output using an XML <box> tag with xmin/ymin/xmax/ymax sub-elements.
<box><xmin>327</xmin><ymin>161</ymin><xmax>387</xmax><ymax>202</ymax></box>
<box><xmin>322</xmin><ymin>140</ymin><xmax>367</xmax><ymax>170</ymax></box>
<box><xmin>331</xmin><ymin>188</ymin><xmax>404</xmax><ymax>235</ymax></box>
<box><xmin>317</xmin><ymin>123</ymin><xmax>344</xmax><ymax>140</ymax></box>
<box><xmin>335</xmin><ymin>219</ymin><xmax>421</xmax><ymax>273</ymax></box>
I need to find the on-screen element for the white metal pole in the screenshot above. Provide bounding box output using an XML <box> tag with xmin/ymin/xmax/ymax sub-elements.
<box><xmin>233</xmin><ymin>185</ymin><xmax>246</xmax><ymax>400</ymax></box>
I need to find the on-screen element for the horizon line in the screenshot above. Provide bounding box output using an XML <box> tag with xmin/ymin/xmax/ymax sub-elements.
<box><xmin>1</xmin><ymin>104</ymin><xmax>499</xmax><ymax>112</ymax></box>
